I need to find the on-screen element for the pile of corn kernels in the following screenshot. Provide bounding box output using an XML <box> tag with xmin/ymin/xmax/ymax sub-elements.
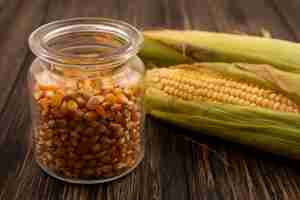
<box><xmin>33</xmin><ymin>80</ymin><xmax>143</xmax><ymax>179</ymax></box>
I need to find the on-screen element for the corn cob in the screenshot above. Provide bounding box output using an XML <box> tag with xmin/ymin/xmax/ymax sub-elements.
<box><xmin>144</xmin><ymin>63</ymin><xmax>300</xmax><ymax>158</ymax></box>
<box><xmin>147</xmin><ymin>66</ymin><xmax>299</xmax><ymax>113</ymax></box>
<box><xmin>140</xmin><ymin>30</ymin><xmax>300</xmax><ymax>72</ymax></box>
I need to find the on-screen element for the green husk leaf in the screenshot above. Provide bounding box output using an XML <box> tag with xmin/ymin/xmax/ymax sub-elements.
<box><xmin>145</xmin><ymin>88</ymin><xmax>300</xmax><ymax>158</ymax></box>
<box><xmin>139</xmin><ymin>36</ymin><xmax>192</xmax><ymax>66</ymax></box>
<box><xmin>142</xmin><ymin>30</ymin><xmax>300</xmax><ymax>72</ymax></box>
<box><xmin>151</xmin><ymin>110</ymin><xmax>300</xmax><ymax>159</ymax></box>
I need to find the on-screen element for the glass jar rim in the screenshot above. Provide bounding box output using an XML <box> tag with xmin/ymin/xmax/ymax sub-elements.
<box><xmin>29</xmin><ymin>17</ymin><xmax>143</xmax><ymax>68</ymax></box>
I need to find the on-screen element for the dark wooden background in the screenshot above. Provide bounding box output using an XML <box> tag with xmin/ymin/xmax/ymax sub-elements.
<box><xmin>1</xmin><ymin>0</ymin><xmax>300</xmax><ymax>199</ymax></box>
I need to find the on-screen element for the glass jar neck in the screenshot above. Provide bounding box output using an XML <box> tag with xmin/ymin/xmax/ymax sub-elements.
<box><xmin>38</xmin><ymin>58</ymin><xmax>134</xmax><ymax>80</ymax></box>
<box><xmin>29</xmin><ymin>18</ymin><xmax>143</xmax><ymax>76</ymax></box>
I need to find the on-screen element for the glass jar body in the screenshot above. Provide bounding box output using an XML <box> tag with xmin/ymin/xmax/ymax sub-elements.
<box><xmin>28</xmin><ymin>56</ymin><xmax>145</xmax><ymax>184</ymax></box>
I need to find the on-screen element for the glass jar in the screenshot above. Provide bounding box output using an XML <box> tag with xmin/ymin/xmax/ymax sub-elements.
<box><xmin>28</xmin><ymin>18</ymin><xmax>145</xmax><ymax>184</ymax></box>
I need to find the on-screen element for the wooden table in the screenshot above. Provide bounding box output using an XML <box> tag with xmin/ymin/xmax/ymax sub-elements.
<box><xmin>1</xmin><ymin>0</ymin><xmax>300</xmax><ymax>199</ymax></box>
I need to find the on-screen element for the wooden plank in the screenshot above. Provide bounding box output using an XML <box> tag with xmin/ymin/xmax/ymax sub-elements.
<box><xmin>44</xmin><ymin>0</ymin><xmax>120</xmax><ymax>23</ymax></box>
<box><xmin>185</xmin><ymin>0</ymin><xmax>217</xmax><ymax>30</ymax></box>
<box><xmin>0</xmin><ymin>0</ymin><xmax>49</xmax><ymax>127</ymax></box>
<box><xmin>207</xmin><ymin>0</ymin><xmax>295</xmax><ymax>40</ymax></box>
<box><xmin>270</xmin><ymin>0</ymin><xmax>300</xmax><ymax>41</ymax></box>
<box><xmin>137</xmin><ymin>0</ymin><xmax>167</xmax><ymax>29</ymax></box>
<box><xmin>233</xmin><ymin>0</ymin><xmax>296</xmax><ymax>40</ymax></box>
<box><xmin>0</xmin><ymin>0</ymin><xmax>49</xmax><ymax>192</ymax></box>
<box><xmin>1</xmin><ymin>0</ymin><xmax>300</xmax><ymax>200</ymax></box>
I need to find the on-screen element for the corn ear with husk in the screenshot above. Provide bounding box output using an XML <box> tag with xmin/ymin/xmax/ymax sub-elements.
<box><xmin>140</xmin><ymin>30</ymin><xmax>300</xmax><ymax>72</ymax></box>
<box><xmin>144</xmin><ymin>63</ymin><xmax>300</xmax><ymax>158</ymax></box>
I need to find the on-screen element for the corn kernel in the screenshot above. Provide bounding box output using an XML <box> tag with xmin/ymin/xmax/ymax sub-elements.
<box><xmin>51</xmin><ymin>94</ymin><xmax>63</xmax><ymax>107</ymax></box>
<box><xmin>105</xmin><ymin>91</ymin><xmax>116</xmax><ymax>101</ymax></box>
<box><xmin>275</xmin><ymin>95</ymin><xmax>282</xmax><ymax>102</ymax></box>
<box><xmin>262</xmin><ymin>99</ymin><xmax>269</xmax><ymax>107</ymax></box>
<box><xmin>67</xmin><ymin>100</ymin><xmax>78</xmax><ymax>111</ymax></box>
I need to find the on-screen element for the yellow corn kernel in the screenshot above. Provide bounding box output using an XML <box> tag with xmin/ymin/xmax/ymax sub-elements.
<box><xmin>51</xmin><ymin>94</ymin><xmax>63</xmax><ymax>107</ymax></box>
<box><xmin>67</xmin><ymin>100</ymin><xmax>78</xmax><ymax>111</ymax></box>
<box><xmin>84</xmin><ymin>111</ymin><xmax>98</xmax><ymax>121</ymax></box>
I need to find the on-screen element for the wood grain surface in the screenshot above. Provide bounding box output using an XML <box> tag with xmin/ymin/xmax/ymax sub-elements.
<box><xmin>0</xmin><ymin>0</ymin><xmax>300</xmax><ymax>199</ymax></box>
